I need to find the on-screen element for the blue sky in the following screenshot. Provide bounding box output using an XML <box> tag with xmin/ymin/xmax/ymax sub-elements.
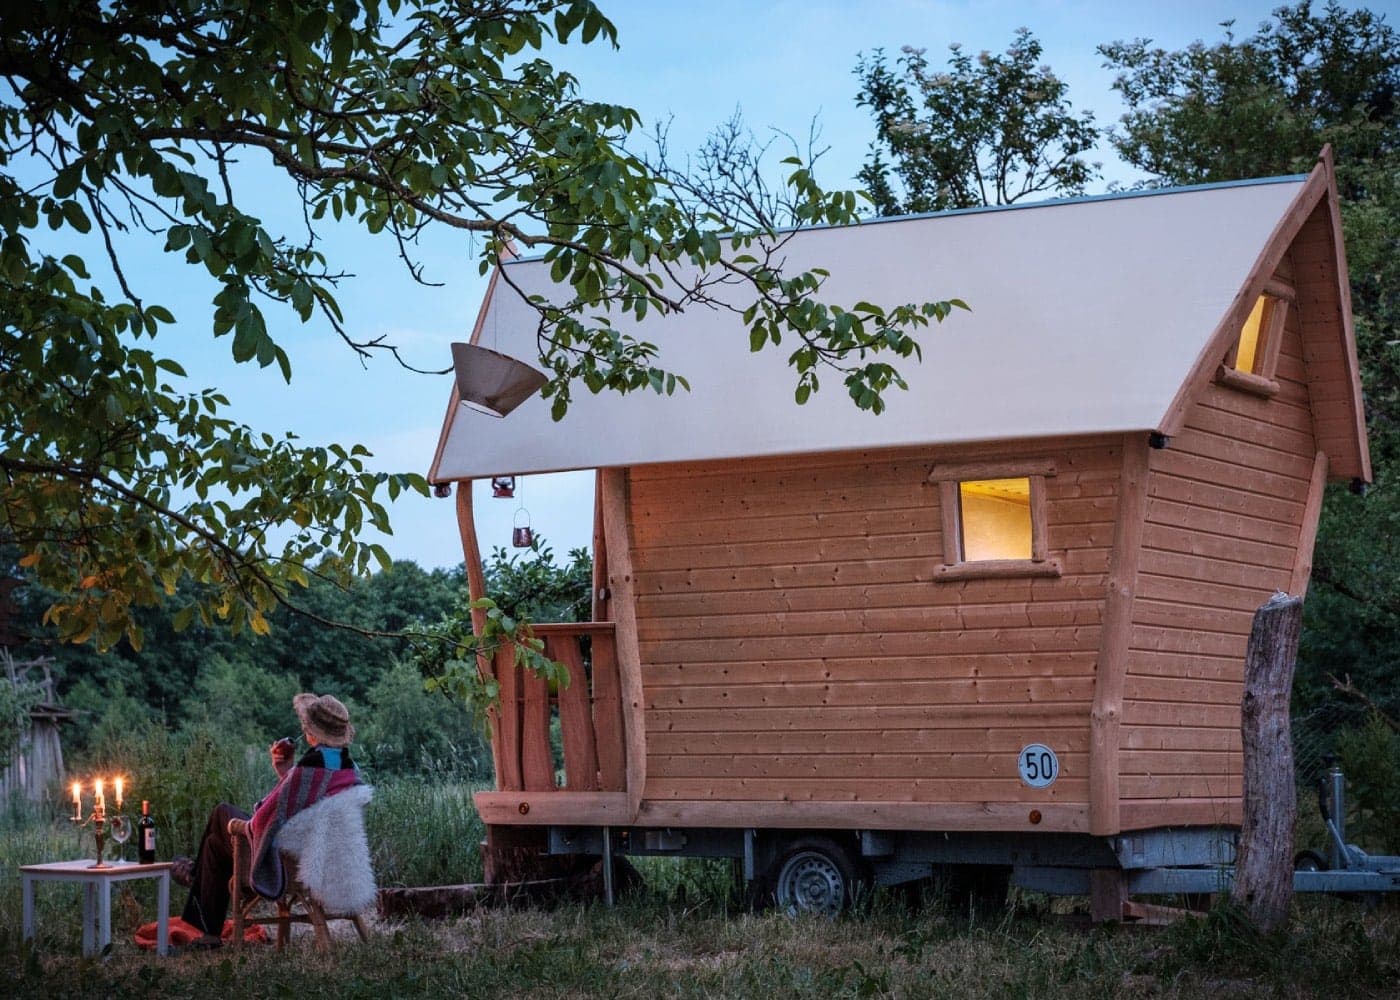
<box><xmin>115</xmin><ymin>1</ymin><xmax>1398</xmax><ymax>569</ymax></box>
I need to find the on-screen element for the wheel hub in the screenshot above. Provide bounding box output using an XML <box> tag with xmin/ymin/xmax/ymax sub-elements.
<box><xmin>777</xmin><ymin>851</ymin><xmax>845</xmax><ymax>915</ymax></box>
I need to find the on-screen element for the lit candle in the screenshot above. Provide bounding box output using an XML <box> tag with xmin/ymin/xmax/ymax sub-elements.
<box><xmin>72</xmin><ymin>781</ymin><xmax>81</xmax><ymax>820</ymax></box>
<box><xmin>95</xmin><ymin>777</ymin><xmax>104</xmax><ymax>809</ymax></box>
<box><xmin>115</xmin><ymin>777</ymin><xmax>123</xmax><ymax>811</ymax></box>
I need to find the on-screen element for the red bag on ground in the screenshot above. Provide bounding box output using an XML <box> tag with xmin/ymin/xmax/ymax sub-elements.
<box><xmin>134</xmin><ymin>915</ymin><xmax>268</xmax><ymax>949</ymax></box>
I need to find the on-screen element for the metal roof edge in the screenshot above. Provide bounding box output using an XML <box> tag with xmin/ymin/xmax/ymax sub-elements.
<box><xmin>503</xmin><ymin>173</ymin><xmax>1311</xmax><ymax>265</ymax></box>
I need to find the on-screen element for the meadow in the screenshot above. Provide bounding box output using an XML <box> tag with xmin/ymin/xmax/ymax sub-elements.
<box><xmin>3</xmin><ymin>779</ymin><xmax>1399</xmax><ymax>1000</ymax></box>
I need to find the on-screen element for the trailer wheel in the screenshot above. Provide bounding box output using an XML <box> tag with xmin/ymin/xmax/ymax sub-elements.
<box><xmin>1294</xmin><ymin>850</ymin><xmax>1328</xmax><ymax>872</ymax></box>
<box><xmin>768</xmin><ymin>837</ymin><xmax>862</xmax><ymax>916</ymax></box>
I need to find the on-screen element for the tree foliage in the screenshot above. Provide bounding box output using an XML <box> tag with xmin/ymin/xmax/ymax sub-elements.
<box><xmin>1100</xmin><ymin>1</ymin><xmax>1400</xmax><ymax>715</ymax></box>
<box><xmin>854</xmin><ymin>28</ymin><xmax>1101</xmax><ymax>216</ymax></box>
<box><xmin>1</xmin><ymin>0</ymin><xmax>962</xmax><ymax>652</ymax></box>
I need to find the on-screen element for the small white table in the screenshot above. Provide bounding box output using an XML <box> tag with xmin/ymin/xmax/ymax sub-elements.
<box><xmin>21</xmin><ymin>860</ymin><xmax>173</xmax><ymax>957</ymax></box>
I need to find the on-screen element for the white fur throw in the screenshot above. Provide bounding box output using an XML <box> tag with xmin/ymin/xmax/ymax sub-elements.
<box><xmin>276</xmin><ymin>784</ymin><xmax>377</xmax><ymax>916</ymax></box>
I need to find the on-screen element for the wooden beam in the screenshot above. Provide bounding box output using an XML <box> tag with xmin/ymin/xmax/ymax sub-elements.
<box><xmin>929</xmin><ymin>458</ymin><xmax>1057</xmax><ymax>482</ymax></box>
<box><xmin>600</xmin><ymin>467</ymin><xmax>647</xmax><ymax>822</ymax></box>
<box><xmin>473</xmin><ymin>791</ymin><xmax>631</xmax><ymax>826</ymax></box>
<box><xmin>633</xmin><ymin>799</ymin><xmax>1089</xmax><ymax>833</ymax></box>
<box><xmin>455</xmin><ymin>483</ymin><xmax>504</xmax><ymax>786</ymax></box>
<box><xmin>1090</xmin><ymin>434</ymin><xmax>1151</xmax><ymax>836</ymax></box>
<box><xmin>937</xmin><ymin>480</ymin><xmax>960</xmax><ymax>563</ymax></box>
<box><xmin>1289</xmin><ymin>451</ymin><xmax>1329</xmax><ymax>598</ymax></box>
<box><xmin>592</xmin><ymin>471</ymin><xmax>610</xmax><ymax>621</ymax></box>
<box><xmin>1317</xmin><ymin>146</ymin><xmax>1371</xmax><ymax>482</ymax></box>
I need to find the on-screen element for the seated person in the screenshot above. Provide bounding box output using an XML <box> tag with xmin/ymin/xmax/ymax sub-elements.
<box><xmin>174</xmin><ymin>692</ymin><xmax>362</xmax><ymax>946</ymax></box>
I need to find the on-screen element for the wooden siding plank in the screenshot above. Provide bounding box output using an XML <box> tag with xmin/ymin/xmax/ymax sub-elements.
<box><xmin>646</xmin><ymin>702</ymin><xmax>1087</xmax><ymax>732</ymax></box>
<box><xmin>646</xmin><ymin>777</ymin><xmax>1088</xmax><ymax>801</ymax></box>
<box><xmin>1144</xmin><ymin>496</ymin><xmax>1302</xmax><ymax>548</ymax></box>
<box><xmin>640</xmin><ymin>625</ymin><xmax>1103</xmax><ymax>662</ymax></box>
<box><xmin>1136</xmin><ymin>548</ymin><xmax>1287</xmax><ymax>593</ymax></box>
<box><xmin>1121</xmin><ymin>701</ymin><xmax>1240</xmax><ymax>728</ymax></box>
<box><xmin>1140</xmin><ymin>523</ymin><xmax>1294</xmax><ymax>571</ymax></box>
<box><xmin>644</xmin><ymin>677</ymin><xmax>1096</xmax><ymax>710</ymax></box>
<box><xmin>649</xmin><ymin>751</ymin><xmax>1089</xmax><ymax>780</ymax></box>
<box><xmin>647</xmin><ymin>727</ymin><xmax>1090</xmax><ymax>756</ymax></box>
<box><xmin>1147</xmin><ymin>471</ymin><xmax>1305</xmax><ymax>526</ymax></box>
<box><xmin>645</xmin><ymin>652</ymin><xmax>1100</xmax><ymax>686</ymax></box>
<box><xmin>1121</xmin><ymin>726</ymin><xmax>1242</xmax><ymax>752</ymax></box>
<box><xmin>1124</xmin><ymin>675</ymin><xmax>1242</xmax><ymax>705</ymax></box>
<box><xmin>635</xmin><ymin>549</ymin><xmax>1113</xmax><ymax>595</ymax></box>
<box><xmin>1121</xmin><ymin>775</ymin><xmax>1242</xmax><ymax>799</ymax></box>
<box><xmin>637</xmin><ymin>600</ymin><xmax>1106</xmax><ymax>641</ymax></box>
<box><xmin>1120</xmin><ymin>799</ymin><xmax>1242</xmax><ymax>830</ymax></box>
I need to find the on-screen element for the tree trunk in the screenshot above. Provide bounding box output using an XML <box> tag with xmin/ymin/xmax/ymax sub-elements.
<box><xmin>1230</xmin><ymin>592</ymin><xmax>1303</xmax><ymax>933</ymax></box>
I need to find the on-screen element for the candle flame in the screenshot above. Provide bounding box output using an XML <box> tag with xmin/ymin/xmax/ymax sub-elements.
<box><xmin>115</xmin><ymin>776</ymin><xmax>123</xmax><ymax>807</ymax></box>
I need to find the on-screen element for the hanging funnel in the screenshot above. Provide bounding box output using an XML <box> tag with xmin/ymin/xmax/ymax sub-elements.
<box><xmin>450</xmin><ymin>342</ymin><xmax>547</xmax><ymax>418</ymax></box>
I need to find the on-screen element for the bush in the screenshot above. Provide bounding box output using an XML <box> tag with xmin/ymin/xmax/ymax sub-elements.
<box><xmin>185</xmin><ymin>656</ymin><xmax>303</xmax><ymax>747</ymax></box>
<box><xmin>1336</xmin><ymin>712</ymin><xmax>1400</xmax><ymax>853</ymax></box>
<box><xmin>360</xmin><ymin>660</ymin><xmax>491</xmax><ymax>779</ymax></box>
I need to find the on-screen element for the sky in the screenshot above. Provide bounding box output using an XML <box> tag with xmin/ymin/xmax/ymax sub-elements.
<box><xmin>108</xmin><ymin>0</ymin><xmax>1400</xmax><ymax>569</ymax></box>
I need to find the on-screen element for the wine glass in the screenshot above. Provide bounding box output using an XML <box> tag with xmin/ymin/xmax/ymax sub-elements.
<box><xmin>109</xmin><ymin>813</ymin><xmax>131</xmax><ymax>863</ymax></box>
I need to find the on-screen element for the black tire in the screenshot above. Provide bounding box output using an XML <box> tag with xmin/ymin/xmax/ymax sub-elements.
<box><xmin>767</xmin><ymin>836</ymin><xmax>863</xmax><ymax>916</ymax></box>
<box><xmin>1294</xmin><ymin>849</ymin><xmax>1328</xmax><ymax>872</ymax></box>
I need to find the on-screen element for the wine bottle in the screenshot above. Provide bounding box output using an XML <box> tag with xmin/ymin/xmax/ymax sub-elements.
<box><xmin>137</xmin><ymin>800</ymin><xmax>156</xmax><ymax>864</ymax></box>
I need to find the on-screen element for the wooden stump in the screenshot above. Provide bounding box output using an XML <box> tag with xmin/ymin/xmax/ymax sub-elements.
<box><xmin>1230</xmin><ymin>592</ymin><xmax>1303</xmax><ymax>933</ymax></box>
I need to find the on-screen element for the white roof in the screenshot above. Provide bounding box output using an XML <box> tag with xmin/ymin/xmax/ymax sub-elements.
<box><xmin>432</xmin><ymin>178</ymin><xmax>1306</xmax><ymax>480</ymax></box>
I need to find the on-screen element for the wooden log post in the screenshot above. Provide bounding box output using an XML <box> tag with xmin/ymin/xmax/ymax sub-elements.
<box><xmin>1230</xmin><ymin>592</ymin><xmax>1304</xmax><ymax>933</ymax></box>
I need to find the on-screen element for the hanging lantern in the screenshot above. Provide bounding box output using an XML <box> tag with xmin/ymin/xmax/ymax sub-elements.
<box><xmin>450</xmin><ymin>342</ymin><xmax>547</xmax><ymax>418</ymax></box>
<box><xmin>491</xmin><ymin>476</ymin><xmax>516</xmax><ymax>499</ymax></box>
<box><xmin>512</xmin><ymin>507</ymin><xmax>534</xmax><ymax>548</ymax></box>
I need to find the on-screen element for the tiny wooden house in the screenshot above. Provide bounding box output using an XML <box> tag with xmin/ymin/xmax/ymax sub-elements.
<box><xmin>428</xmin><ymin>151</ymin><xmax>1369</xmax><ymax>898</ymax></box>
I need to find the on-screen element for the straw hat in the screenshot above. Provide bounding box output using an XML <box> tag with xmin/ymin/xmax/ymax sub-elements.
<box><xmin>293</xmin><ymin>693</ymin><xmax>355</xmax><ymax>747</ymax></box>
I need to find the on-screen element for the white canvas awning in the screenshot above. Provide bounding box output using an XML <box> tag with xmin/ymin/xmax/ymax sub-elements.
<box><xmin>431</xmin><ymin>177</ymin><xmax>1307</xmax><ymax>481</ymax></box>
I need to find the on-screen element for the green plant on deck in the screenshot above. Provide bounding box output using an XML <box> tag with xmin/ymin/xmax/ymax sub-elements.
<box><xmin>421</xmin><ymin>597</ymin><xmax>569</xmax><ymax>735</ymax></box>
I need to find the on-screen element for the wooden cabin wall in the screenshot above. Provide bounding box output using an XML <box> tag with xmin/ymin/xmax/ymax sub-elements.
<box><xmin>1120</xmin><ymin>249</ymin><xmax>1319</xmax><ymax>831</ymax></box>
<box><xmin>627</xmin><ymin>437</ymin><xmax>1123</xmax><ymax>831</ymax></box>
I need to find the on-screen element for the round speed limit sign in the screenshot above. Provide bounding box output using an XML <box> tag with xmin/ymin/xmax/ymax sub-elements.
<box><xmin>1018</xmin><ymin>744</ymin><xmax>1060</xmax><ymax>788</ymax></box>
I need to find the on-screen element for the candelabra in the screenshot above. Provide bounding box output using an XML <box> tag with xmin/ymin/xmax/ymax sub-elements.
<box><xmin>71</xmin><ymin>803</ymin><xmax>128</xmax><ymax>869</ymax></box>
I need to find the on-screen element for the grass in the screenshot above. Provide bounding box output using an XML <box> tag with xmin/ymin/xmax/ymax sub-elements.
<box><xmin>3</xmin><ymin>785</ymin><xmax>1398</xmax><ymax>998</ymax></box>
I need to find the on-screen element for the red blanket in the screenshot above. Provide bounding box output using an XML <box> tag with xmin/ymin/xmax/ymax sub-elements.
<box><xmin>249</xmin><ymin>765</ymin><xmax>361</xmax><ymax>900</ymax></box>
<box><xmin>134</xmin><ymin>916</ymin><xmax>268</xmax><ymax>950</ymax></box>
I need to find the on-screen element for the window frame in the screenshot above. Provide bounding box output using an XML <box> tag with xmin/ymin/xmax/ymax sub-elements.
<box><xmin>1217</xmin><ymin>279</ymin><xmax>1295</xmax><ymax>398</ymax></box>
<box><xmin>927</xmin><ymin>459</ymin><xmax>1061</xmax><ymax>581</ymax></box>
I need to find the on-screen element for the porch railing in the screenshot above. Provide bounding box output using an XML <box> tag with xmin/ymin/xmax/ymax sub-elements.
<box><xmin>489</xmin><ymin>621</ymin><xmax>626</xmax><ymax>793</ymax></box>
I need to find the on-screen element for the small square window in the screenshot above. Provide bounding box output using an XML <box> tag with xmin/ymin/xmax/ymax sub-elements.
<box><xmin>958</xmin><ymin>478</ymin><xmax>1032</xmax><ymax>561</ymax></box>
<box><xmin>928</xmin><ymin>461</ymin><xmax>1060</xmax><ymax>581</ymax></box>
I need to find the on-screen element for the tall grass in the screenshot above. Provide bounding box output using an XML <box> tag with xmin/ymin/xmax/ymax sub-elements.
<box><xmin>367</xmin><ymin>779</ymin><xmax>484</xmax><ymax>887</ymax></box>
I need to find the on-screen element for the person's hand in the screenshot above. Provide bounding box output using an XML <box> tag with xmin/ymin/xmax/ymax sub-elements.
<box><xmin>270</xmin><ymin>737</ymin><xmax>295</xmax><ymax>777</ymax></box>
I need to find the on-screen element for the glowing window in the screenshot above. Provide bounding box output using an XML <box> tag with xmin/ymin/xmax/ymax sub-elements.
<box><xmin>958</xmin><ymin>478</ymin><xmax>1032</xmax><ymax>561</ymax></box>
<box><xmin>928</xmin><ymin>460</ymin><xmax>1060</xmax><ymax>580</ymax></box>
<box><xmin>1233</xmin><ymin>295</ymin><xmax>1274</xmax><ymax>375</ymax></box>
<box><xmin>1219</xmin><ymin>282</ymin><xmax>1292</xmax><ymax>395</ymax></box>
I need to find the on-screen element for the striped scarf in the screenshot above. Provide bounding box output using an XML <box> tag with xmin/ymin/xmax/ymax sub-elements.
<box><xmin>249</xmin><ymin>765</ymin><xmax>362</xmax><ymax>899</ymax></box>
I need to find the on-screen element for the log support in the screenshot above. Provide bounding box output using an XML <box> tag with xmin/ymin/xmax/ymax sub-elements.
<box><xmin>1230</xmin><ymin>592</ymin><xmax>1304</xmax><ymax>933</ymax></box>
